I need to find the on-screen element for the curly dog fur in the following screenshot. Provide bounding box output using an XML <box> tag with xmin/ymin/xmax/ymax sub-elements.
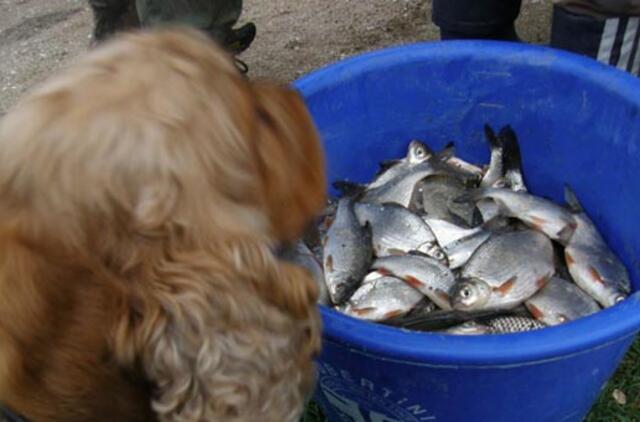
<box><xmin>0</xmin><ymin>28</ymin><xmax>325</xmax><ymax>421</ymax></box>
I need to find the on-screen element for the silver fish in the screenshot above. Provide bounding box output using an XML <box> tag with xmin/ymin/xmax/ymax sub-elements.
<box><xmin>484</xmin><ymin>316</ymin><xmax>546</xmax><ymax>333</ymax></box>
<box><xmin>341</xmin><ymin>272</ymin><xmax>424</xmax><ymax>321</ymax></box>
<box><xmin>368</xmin><ymin>140</ymin><xmax>433</xmax><ymax>189</ymax></box>
<box><xmin>446</xmin><ymin>316</ymin><xmax>545</xmax><ymax>335</ymax></box>
<box><xmin>453</xmin><ymin>230</ymin><xmax>555</xmax><ymax>311</ymax></box>
<box><xmin>422</xmin><ymin>217</ymin><xmax>491</xmax><ymax>268</ymax></box>
<box><xmin>372</xmin><ymin>254</ymin><xmax>457</xmax><ymax>309</ymax></box>
<box><xmin>445</xmin><ymin>156</ymin><xmax>484</xmax><ymax>179</ymax></box>
<box><xmin>500</xmin><ymin>125</ymin><xmax>527</xmax><ymax>192</ymax></box>
<box><xmin>419</xmin><ymin>175</ymin><xmax>476</xmax><ymax>226</ymax></box>
<box><xmin>280</xmin><ymin>241</ymin><xmax>330</xmax><ymax>306</ymax></box>
<box><xmin>563</xmin><ymin>186</ymin><xmax>630</xmax><ymax>307</ymax></box>
<box><xmin>525</xmin><ymin>276</ymin><xmax>600</xmax><ymax>326</ymax></box>
<box><xmin>480</xmin><ymin>125</ymin><xmax>504</xmax><ymax>188</ymax></box>
<box><xmin>445</xmin><ymin>321</ymin><xmax>492</xmax><ymax>335</ymax></box>
<box><xmin>361</xmin><ymin>158</ymin><xmax>456</xmax><ymax>208</ymax></box>
<box><xmin>354</xmin><ymin>202</ymin><xmax>443</xmax><ymax>259</ymax></box>
<box><xmin>457</xmin><ymin>187</ymin><xmax>577</xmax><ymax>244</ymax></box>
<box><xmin>323</xmin><ymin>198</ymin><xmax>373</xmax><ymax>304</ymax></box>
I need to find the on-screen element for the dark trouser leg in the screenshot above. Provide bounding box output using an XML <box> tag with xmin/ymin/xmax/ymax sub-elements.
<box><xmin>432</xmin><ymin>0</ymin><xmax>522</xmax><ymax>41</ymax></box>
<box><xmin>88</xmin><ymin>0</ymin><xmax>139</xmax><ymax>44</ymax></box>
<box><xmin>551</xmin><ymin>5</ymin><xmax>640</xmax><ymax>75</ymax></box>
<box><xmin>134</xmin><ymin>0</ymin><xmax>253</xmax><ymax>53</ymax></box>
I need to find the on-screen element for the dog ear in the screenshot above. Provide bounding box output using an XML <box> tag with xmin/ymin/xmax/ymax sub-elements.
<box><xmin>251</xmin><ymin>82</ymin><xmax>326</xmax><ymax>242</ymax></box>
<box><xmin>112</xmin><ymin>238</ymin><xmax>320</xmax><ymax>420</ymax></box>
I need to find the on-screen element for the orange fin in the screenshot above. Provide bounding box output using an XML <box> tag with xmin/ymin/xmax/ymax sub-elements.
<box><xmin>493</xmin><ymin>276</ymin><xmax>518</xmax><ymax>295</ymax></box>
<box><xmin>589</xmin><ymin>266</ymin><xmax>606</xmax><ymax>285</ymax></box>
<box><xmin>527</xmin><ymin>303</ymin><xmax>545</xmax><ymax>320</ymax></box>
<box><xmin>403</xmin><ymin>275</ymin><xmax>424</xmax><ymax>289</ymax></box>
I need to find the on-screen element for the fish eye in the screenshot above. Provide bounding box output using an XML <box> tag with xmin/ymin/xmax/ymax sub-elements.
<box><xmin>415</xmin><ymin>148</ymin><xmax>426</xmax><ymax>158</ymax></box>
<box><xmin>460</xmin><ymin>287</ymin><xmax>472</xmax><ymax>298</ymax></box>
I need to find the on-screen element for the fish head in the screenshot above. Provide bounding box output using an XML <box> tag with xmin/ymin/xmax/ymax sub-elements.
<box><xmin>603</xmin><ymin>292</ymin><xmax>627</xmax><ymax>308</ymax></box>
<box><xmin>419</xmin><ymin>242</ymin><xmax>449</xmax><ymax>266</ymax></box>
<box><xmin>407</xmin><ymin>140</ymin><xmax>432</xmax><ymax>163</ymax></box>
<box><xmin>328</xmin><ymin>276</ymin><xmax>361</xmax><ymax>305</ymax></box>
<box><xmin>451</xmin><ymin>278</ymin><xmax>491</xmax><ymax>311</ymax></box>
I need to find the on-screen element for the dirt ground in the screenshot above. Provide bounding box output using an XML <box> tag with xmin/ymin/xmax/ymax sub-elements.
<box><xmin>0</xmin><ymin>0</ymin><xmax>552</xmax><ymax>115</ymax></box>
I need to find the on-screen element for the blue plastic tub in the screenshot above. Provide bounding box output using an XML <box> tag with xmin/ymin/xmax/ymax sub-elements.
<box><xmin>293</xmin><ymin>41</ymin><xmax>640</xmax><ymax>422</ymax></box>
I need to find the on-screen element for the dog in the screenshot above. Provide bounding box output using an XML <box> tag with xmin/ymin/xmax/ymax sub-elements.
<box><xmin>0</xmin><ymin>28</ymin><xmax>325</xmax><ymax>421</ymax></box>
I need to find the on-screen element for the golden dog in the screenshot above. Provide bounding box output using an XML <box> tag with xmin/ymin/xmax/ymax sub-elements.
<box><xmin>0</xmin><ymin>28</ymin><xmax>325</xmax><ymax>421</ymax></box>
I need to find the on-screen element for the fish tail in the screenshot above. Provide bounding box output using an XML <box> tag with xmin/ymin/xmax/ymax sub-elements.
<box><xmin>483</xmin><ymin>124</ymin><xmax>501</xmax><ymax>149</ymax></box>
<box><xmin>563</xmin><ymin>184</ymin><xmax>584</xmax><ymax>213</ymax></box>
<box><xmin>500</xmin><ymin>125</ymin><xmax>524</xmax><ymax>175</ymax></box>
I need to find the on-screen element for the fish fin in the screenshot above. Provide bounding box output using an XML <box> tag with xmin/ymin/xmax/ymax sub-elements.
<box><xmin>332</xmin><ymin>180</ymin><xmax>366</xmax><ymax>199</ymax></box>
<box><xmin>557</xmin><ymin>222</ymin><xmax>577</xmax><ymax>245</ymax></box>
<box><xmin>493</xmin><ymin>276</ymin><xmax>518</xmax><ymax>296</ymax></box>
<box><xmin>378</xmin><ymin>159</ymin><xmax>402</xmax><ymax>172</ymax></box>
<box><xmin>433</xmin><ymin>142</ymin><xmax>456</xmax><ymax>161</ymax></box>
<box><xmin>526</xmin><ymin>303</ymin><xmax>545</xmax><ymax>320</ymax></box>
<box><xmin>483</xmin><ymin>124</ymin><xmax>501</xmax><ymax>149</ymax></box>
<box><xmin>403</xmin><ymin>275</ymin><xmax>424</xmax><ymax>289</ymax></box>
<box><xmin>500</xmin><ymin>125</ymin><xmax>526</xmax><ymax>190</ymax></box>
<box><xmin>563</xmin><ymin>184</ymin><xmax>584</xmax><ymax>213</ymax></box>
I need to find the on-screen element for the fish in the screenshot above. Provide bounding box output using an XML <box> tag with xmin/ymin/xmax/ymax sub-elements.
<box><xmin>422</xmin><ymin>216</ymin><xmax>495</xmax><ymax>269</ymax></box>
<box><xmin>453</xmin><ymin>230</ymin><xmax>555</xmax><ymax>311</ymax></box>
<box><xmin>456</xmin><ymin>187</ymin><xmax>577</xmax><ymax>244</ymax></box>
<box><xmin>323</xmin><ymin>197</ymin><xmax>373</xmax><ymax>305</ymax></box>
<box><xmin>445</xmin><ymin>321</ymin><xmax>492</xmax><ymax>335</ymax></box>
<box><xmin>480</xmin><ymin>125</ymin><xmax>504</xmax><ymax>188</ymax></box>
<box><xmin>334</xmin><ymin>145</ymin><xmax>469</xmax><ymax>209</ymax></box>
<box><xmin>353</xmin><ymin>202</ymin><xmax>445</xmax><ymax>260</ymax></box>
<box><xmin>444</xmin><ymin>155</ymin><xmax>484</xmax><ymax>180</ymax></box>
<box><xmin>482</xmin><ymin>315</ymin><xmax>546</xmax><ymax>333</ymax></box>
<box><xmin>563</xmin><ymin>186</ymin><xmax>630</xmax><ymax>307</ymax></box>
<box><xmin>368</xmin><ymin>140</ymin><xmax>434</xmax><ymax>189</ymax></box>
<box><xmin>500</xmin><ymin>125</ymin><xmax>527</xmax><ymax>192</ymax></box>
<box><xmin>371</xmin><ymin>254</ymin><xmax>457</xmax><ymax>309</ymax></box>
<box><xmin>340</xmin><ymin>272</ymin><xmax>424</xmax><ymax>321</ymax></box>
<box><xmin>418</xmin><ymin>175</ymin><xmax>476</xmax><ymax>226</ymax></box>
<box><xmin>442</xmin><ymin>229</ymin><xmax>492</xmax><ymax>269</ymax></box>
<box><xmin>525</xmin><ymin>276</ymin><xmax>601</xmax><ymax>326</ymax></box>
<box><xmin>385</xmin><ymin>305</ymin><xmax>531</xmax><ymax>331</ymax></box>
<box><xmin>446</xmin><ymin>316</ymin><xmax>545</xmax><ymax>335</ymax></box>
<box><xmin>279</xmin><ymin>240</ymin><xmax>331</xmax><ymax>306</ymax></box>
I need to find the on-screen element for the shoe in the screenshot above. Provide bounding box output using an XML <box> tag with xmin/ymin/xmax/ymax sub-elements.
<box><xmin>223</xmin><ymin>22</ymin><xmax>256</xmax><ymax>55</ymax></box>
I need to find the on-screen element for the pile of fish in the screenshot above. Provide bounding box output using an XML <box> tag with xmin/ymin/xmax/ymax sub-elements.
<box><xmin>281</xmin><ymin>125</ymin><xmax>631</xmax><ymax>335</ymax></box>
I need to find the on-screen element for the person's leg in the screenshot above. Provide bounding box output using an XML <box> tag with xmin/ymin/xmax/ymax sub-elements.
<box><xmin>135</xmin><ymin>0</ymin><xmax>255</xmax><ymax>54</ymax></box>
<box><xmin>552</xmin><ymin>0</ymin><xmax>640</xmax><ymax>74</ymax></box>
<box><xmin>88</xmin><ymin>0</ymin><xmax>139</xmax><ymax>44</ymax></box>
<box><xmin>432</xmin><ymin>0</ymin><xmax>522</xmax><ymax>41</ymax></box>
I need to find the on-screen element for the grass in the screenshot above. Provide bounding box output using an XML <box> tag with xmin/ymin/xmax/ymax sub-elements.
<box><xmin>303</xmin><ymin>337</ymin><xmax>640</xmax><ymax>422</ymax></box>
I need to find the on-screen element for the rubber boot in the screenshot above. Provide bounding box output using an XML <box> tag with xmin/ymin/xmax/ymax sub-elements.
<box><xmin>432</xmin><ymin>0</ymin><xmax>522</xmax><ymax>41</ymax></box>
<box><xmin>88</xmin><ymin>0</ymin><xmax>140</xmax><ymax>45</ymax></box>
<box><xmin>551</xmin><ymin>5</ymin><xmax>640</xmax><ymax>75</ymax></box>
